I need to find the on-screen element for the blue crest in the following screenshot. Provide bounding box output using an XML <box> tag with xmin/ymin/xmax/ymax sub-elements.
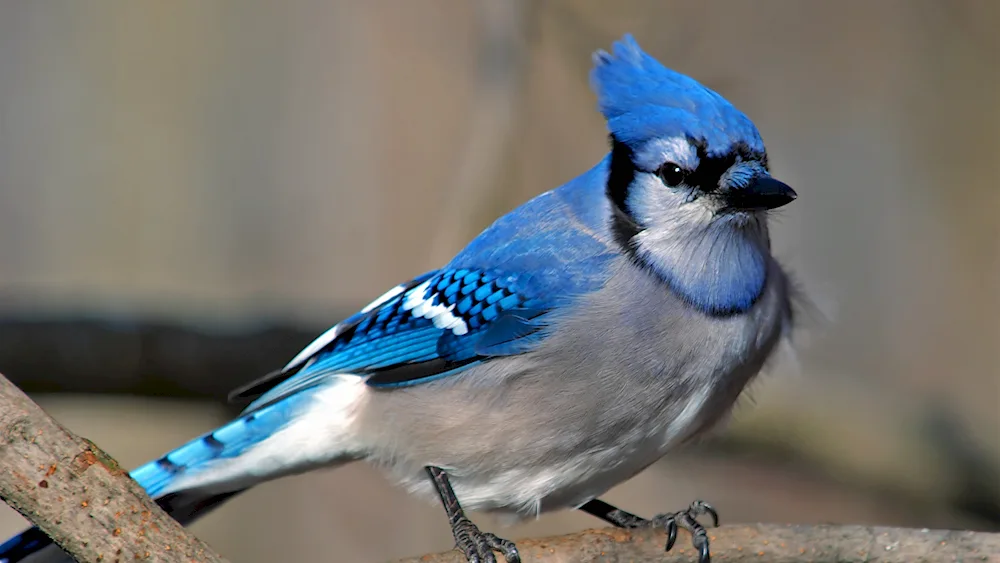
<box><xmin>590</xmin><ymin>35</ymin><xmax>764</xmax><ymax>156</ymax></box>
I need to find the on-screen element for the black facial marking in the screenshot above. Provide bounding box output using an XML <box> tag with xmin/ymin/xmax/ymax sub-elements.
<box><xmin>685</xmin><ymin>138</ymin><xmax>766</xmax><ymax>194</ymax></box>
<box><xmin>606</xmin><ymin>134</ymin><xmax>635</xmax><ymax>211</ymax></box>
<box><xmin>610</xmin><ymin>204</ymin><xmax>642</xmax><ymax>257</ymax></box>
<box><xmin>606</xmin><ymin>135</ymin><xmax>642</xmax><ymax>254</ymax></box>
<box><xmin>605</xmin><ymin>134</ymin><xmax>768</xmax><ymax>256</ymax></box>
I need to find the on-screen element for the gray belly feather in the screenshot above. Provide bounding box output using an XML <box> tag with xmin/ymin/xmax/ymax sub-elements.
<box><xmin>356</xmin><ymin>256</ymin><xmax>790</xmax><ymax>516</ymax></box>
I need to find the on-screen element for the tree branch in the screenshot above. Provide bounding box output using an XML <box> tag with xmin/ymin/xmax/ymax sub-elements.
<box><xmin>4</xmin><ymin>367</ymin><xmax>999</xmax><ymax>563</ymax></box>
<box><xmin>0</xmin><ymin>372</ymin><xmax>228</xmax><ymax>562</ymax></box>
<box><xmin>390</xmin><ymin>524</ymin><xmax>1000</xmax><ymax>562</ymax></box>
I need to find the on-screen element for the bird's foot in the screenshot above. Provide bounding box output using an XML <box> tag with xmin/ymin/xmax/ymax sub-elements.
<box><xmin>426</xmin><ymin>466</ymin><xmax>519</xmax><ymax>563</ymax></box>
<box><xmin>450</xmin><ymin>515</ymin><xmax>520</xmax><ymax>563</ymax></box>
<box><xmin>649</xmin><ymin>500</ymin><xmax>719</xmax><ymax>563</ymax></box>
<box><xmin>577</xmin><ymin>497</ymin><xmax>718</xmax><ymax>562</ymax></box>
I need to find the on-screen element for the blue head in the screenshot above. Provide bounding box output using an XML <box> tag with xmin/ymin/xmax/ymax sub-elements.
<box><xmin>591</xmin><ymin>35</ymin><xmax>796</xmax><ymax>315</ymax></box>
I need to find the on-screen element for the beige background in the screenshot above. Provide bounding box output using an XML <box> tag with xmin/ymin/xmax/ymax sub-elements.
<box><xmin>0</xmin><ymin>1</ymin><xmax>997</xmax><ymax>562</ymax></box>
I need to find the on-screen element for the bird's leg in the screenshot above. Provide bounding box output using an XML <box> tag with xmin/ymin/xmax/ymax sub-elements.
<box><xmin>426</xmin><ymin>466</ymin><xmax>520</xmax><ymax>563</ymax></box>
<box><xmin>578</xmin><ymin>498</ymin><xmax>718</xmax><ymax>563</ymax></box>
<box><xmin>576</xmin><ymin>498</ymin><xmax>647</xmax><ymax>527</ymax></box>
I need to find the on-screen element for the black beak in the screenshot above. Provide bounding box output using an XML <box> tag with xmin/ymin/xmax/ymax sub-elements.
<box><xmin>725</xmin><ymin>176</ymin><xmax>797</xmax><ymax>210</ymax></box>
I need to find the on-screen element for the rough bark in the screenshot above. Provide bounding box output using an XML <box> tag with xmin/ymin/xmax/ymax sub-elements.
<box><xmin>0</xmin><ymin>372</ymin><xmax>228</xmax><ymax>562</ymax></box>
<box><xmin>391</xmin><ymin>524</ymin><xmax>1000</xmax><ymax>563</ymax></box>
<box><xmin>4</xmin><ymin>369</ymin><xmax>999</xmax><ymax>563</ymax></box>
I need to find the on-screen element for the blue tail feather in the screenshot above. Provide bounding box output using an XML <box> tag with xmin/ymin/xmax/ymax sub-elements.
<box><xmin>130</xmin><ymin>395</ymin><xmax>306</xmax><ymax>499</ymax></box>
<box><xmin>0</xmin><ymin>393</ymin><xmax>313</xmax><ymax>563</ymax></box>
<box><xmin>0</xmin><ymin>529</ymin><xmax>50</xmax><ymax>563</ymax></box>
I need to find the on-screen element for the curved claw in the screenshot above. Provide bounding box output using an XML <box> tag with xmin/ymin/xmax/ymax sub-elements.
<box><xmin>698</xmin><ymin>540</ymin><xmax>711</xmax><ymax>563</ymax></box>
<box><xmin>695</xmin><ymin>500</ymin><xmax>720</xmax><ymax>527</ymax></box>
<box><xmin>650</xmin><ymin>499</ymin><xmax>719</xmax><ymax>560</ymax></box>
<box><xmin>488</xmin><ymin>535</ymin><xmax>520</xmax><ymax>563</ymax></box>
<box><xmin>664</xmin><ymin>517</ymin><xmax>678</xmax><ymax>551</ymax></box>
<box><xmin>453</xmin><ymin>524</ymin><xmax>519</xmax><ymax>563</ymax></box>
<box><xmin>462</xmin><ymin>546</ymin><xmax>495</xmax><ymax>563</ymax></box>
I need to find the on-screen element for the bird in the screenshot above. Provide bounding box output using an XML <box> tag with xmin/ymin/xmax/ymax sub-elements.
<box><xmin>0</xmin><ymin>34</ymin><xmax>797</xmax><ymax>563</ymax></box>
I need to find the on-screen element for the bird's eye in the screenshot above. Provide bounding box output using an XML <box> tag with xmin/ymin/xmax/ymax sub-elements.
<box><xmin>657</xmin><ymin>163</ymin><xmax>687</xmax><ymax>187</ymax></box>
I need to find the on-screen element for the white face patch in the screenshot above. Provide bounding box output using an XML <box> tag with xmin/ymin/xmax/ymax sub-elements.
<box><xmin>633</xmin><ymin>136</ymin><xmax>699</xmax><ymax>173</ymax></box>
<box><xmin>626</xmin><ymin>173</ymin><xmax>714</xmax><ymax>230</ymax></box>
<box><xmin>402</xmin><ymin>281</ymin><xmax>469</xmax><ymax>336</ymax></box>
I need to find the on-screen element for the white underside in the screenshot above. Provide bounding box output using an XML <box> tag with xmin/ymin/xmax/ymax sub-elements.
<box><xmin>391</xmin><ymin>386</ymin><xmax>716</xmax><ymax>519</ymax></box>
<box><xmin>162</xmin><ymin>375</ymin><xmax>369</xmax><ymax>495</ymax></box>
<box><xmin>162</xmin><ymin>369</ymin><xmax>717</xmax><ymax>515</ymax></box>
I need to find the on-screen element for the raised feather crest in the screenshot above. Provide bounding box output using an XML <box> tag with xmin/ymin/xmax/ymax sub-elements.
<box><xmin>589</xmin><ymin>34</ymin><xmax>764</xmax><ymax>155</ymax></box>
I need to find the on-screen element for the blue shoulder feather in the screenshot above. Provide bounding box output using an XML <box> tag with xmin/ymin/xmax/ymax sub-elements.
<box><xmin>232</xmin><ymin>161</ymin><xmax>619</xmax><ymax>409</ymax></box>
<box><xmin>233</xmin><ymin>267</ymin><xmax>548</xmax><ymax>407</ymax></box>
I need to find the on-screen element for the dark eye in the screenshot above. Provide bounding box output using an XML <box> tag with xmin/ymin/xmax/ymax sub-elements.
<box><xmin>657</xmin><ymin>163</ymin><xmax>687</xmax><ymax>187</ymax></box>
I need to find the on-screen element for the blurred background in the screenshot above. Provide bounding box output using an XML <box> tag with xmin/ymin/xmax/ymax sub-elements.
<box><xmin>0</xmin><ymin>1</ymin><xmax>997</xmax><ymax>561</ymax></box>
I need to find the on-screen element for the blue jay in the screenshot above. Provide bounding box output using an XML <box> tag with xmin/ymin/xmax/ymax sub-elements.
<box><xmin>0</xmin><ymin>35</ymin><xmax>796</xmax><ymax>563</ymax></box>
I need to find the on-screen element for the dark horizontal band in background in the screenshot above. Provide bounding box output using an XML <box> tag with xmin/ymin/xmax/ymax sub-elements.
<box><xmin>0</xmin><ymin>314</ymin><xmax>347</xmax><ymax>402</ymax></box>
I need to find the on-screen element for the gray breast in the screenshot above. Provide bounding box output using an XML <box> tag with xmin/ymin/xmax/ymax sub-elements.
<box><xmin>519</xmin><ymin>255</ymin><xmax>790</xmax><ymax>447</ymax></box>
<box><xmin>356</xmin><ymin>255</ymin><xmax>791</xmax><ymax>514</ymax></box>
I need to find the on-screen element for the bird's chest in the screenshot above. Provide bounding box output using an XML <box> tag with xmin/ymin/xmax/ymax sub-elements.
<box><xmin>582</xmin><ymin>263</ymin><xmax>788</xmax><ymax>452</ymax></box>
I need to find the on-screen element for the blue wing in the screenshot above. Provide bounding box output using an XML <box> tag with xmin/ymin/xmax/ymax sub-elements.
<box><xmin>231</xmin><ymin>162</ymin><xmax>619</xmax><ymax>412</ymax></box>
<box><xmin>329</xmin><ymin>267</ymin><xmax>552</xmax><ymax>377</ymax></box>
<box><xmin>230</xmin><ymin>267</ymin><xmax>556</xmax><ymax>411</ymax></box>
